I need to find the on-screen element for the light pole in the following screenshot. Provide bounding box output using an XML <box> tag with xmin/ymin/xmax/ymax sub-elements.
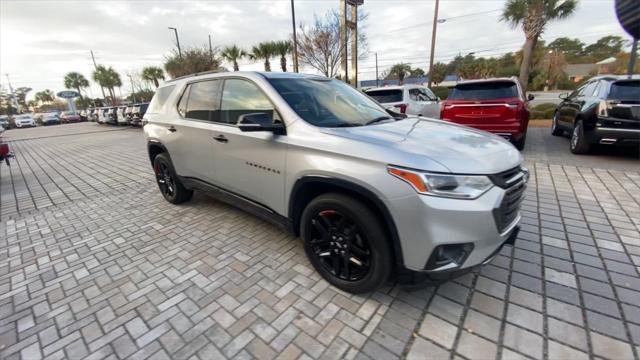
<box><xmin>427</xmin><ymin>0</ymin><xmax>441</xmax><ymax>88</ymax></box>
<box><xmin>291</xmin><ymin>0</ymin><xmax>299</xmax><ymax>72</ymax></box>
<box><xmin>375</xmin><ymin>52</ymin><xmax>379</xmax><ymax>87</ymax></box>
<box><xmin>168</xmin><ymin>27</ymin><xmax>182</xmax><ymax>59</ymax></box>
<box><xmin>127</xmin><ymin>74</ymin><xmax>137</xmax><ymax>103</ymax></box>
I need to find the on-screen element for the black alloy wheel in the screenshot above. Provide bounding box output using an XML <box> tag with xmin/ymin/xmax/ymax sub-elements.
<box><xmin>152</xmin><ymin>153</ymin><xmax>193</xmax><ymax>204</ymax></box>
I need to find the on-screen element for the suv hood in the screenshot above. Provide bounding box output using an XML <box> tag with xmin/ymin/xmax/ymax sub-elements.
<box><xmin>320</xmin><ymin>118</ymin><xmax>522</xmax><ymax>174</ymax></box>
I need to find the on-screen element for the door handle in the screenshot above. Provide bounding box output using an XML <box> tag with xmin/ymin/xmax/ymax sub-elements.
<box><xmin>167</xmin><ymin>126</ymin><xmax>177</xmax><ymax>133</ymax></box>
<box><xmin>213</xmin><ymin>134</ymin><xmax>228</xmax><ymax>143</ymax></box>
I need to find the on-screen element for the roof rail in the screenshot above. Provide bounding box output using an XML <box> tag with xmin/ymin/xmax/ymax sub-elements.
<box><xmin>166</xmin><ymin>69</ymin><xmax>228</xmax><ymax>83</ymax></box>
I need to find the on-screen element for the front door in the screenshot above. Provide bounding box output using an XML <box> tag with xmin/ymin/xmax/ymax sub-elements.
<box><xmin>210</xmin><ymin>78</ymin><xmax>287</xmax><ymax>214</ymax></box>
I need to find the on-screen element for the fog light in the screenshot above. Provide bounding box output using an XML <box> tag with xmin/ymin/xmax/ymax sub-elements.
<box><xmin>425</xmin><ymin>243</ymin><xmax>474</xmax><ymax>271</ymax></box>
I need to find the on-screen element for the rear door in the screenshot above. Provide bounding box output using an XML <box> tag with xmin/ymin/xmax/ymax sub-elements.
<box><xmin>443</xmin><ymin>81</ymin><xmax>521</xmax><ymax>133</ymax></box>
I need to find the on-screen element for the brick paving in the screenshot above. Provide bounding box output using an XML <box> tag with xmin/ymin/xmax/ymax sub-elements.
<box><xmin>1</xmin><ymin>123</ymin><xmax>639</xmax><ymax>359</ymax></box>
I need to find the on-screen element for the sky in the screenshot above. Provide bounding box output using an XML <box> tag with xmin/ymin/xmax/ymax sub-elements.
<box><xmin>0</xmin><ymin>0</ymin><xmax>631</xmax><ymax>100</ymax></box>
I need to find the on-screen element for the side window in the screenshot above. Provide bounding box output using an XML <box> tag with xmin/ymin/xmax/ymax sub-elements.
<box><xmin>177</xmin><ymin>85</ymin><xmax>190</xmax><ymax>117</ymax></box>
<box><xmin>147</xmin><ymin>85</ymin><xmax>175</xmax><ymax>113</ymax></box>
<box><xmin>409</xmin><ymin>88</ymin><xmax>421</xmax><ymax>101</ymax></box>
<box><xmin>579</xmin><ymin>81</ymin><xmax>597</xmax><ymax>97</ymax></box>
<box><xmin>421</xmin><ymin>88</ymin><xmax>437</xmax><ymax>101</ymax></box>
<box><xmin>184</xmin><ymin>80</ymin><xmax>223</xmax><ymax>122</ymax></box>
<box><xmin>220</xmin><ymin>79</ymin><xmax>275</xmax><ymax>125</ymax></box>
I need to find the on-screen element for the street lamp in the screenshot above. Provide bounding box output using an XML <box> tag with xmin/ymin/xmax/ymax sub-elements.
<box><xmin>291</xmin><ymin>0</ymin><xmax>299</xmax><ymax>72</ymax></box>
<box><xmin>127</xmin><ymin>74</ymin><xmax>137</xmax><ymax>103</ymax></box>
<box><xmin>168</xmin><ymin>27</ymin><xmax>182</xmax><ymax>59</ymax></box>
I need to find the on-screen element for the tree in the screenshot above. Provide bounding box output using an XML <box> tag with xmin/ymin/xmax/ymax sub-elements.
<box><xmin>249</xmin><ymin>42</ymin><xmax>276</xmax><ymax>72</ymax></box>
<box><xmin>272</xmin><ymin>41</ymin><xmax>293</xmax><ymax>72</ymax></box>
<box><xmin>501</xmin><ymin>0</ymin><xmax>577</xmax><ymax>92</ymax></box>
<box><xmin>141</xmin><ymin>66</ymin><xmax>165</xmax><ymax>88</ymax></box>
<box><xmin>409</xmin><ymin>67</ymin><xmax>426</xmax><ymax>78</ymax></box>
<box><xmin>221</xmin><ymin>45</ymin><xmax>247</xmax><ymax>71</ymax></box>
<box><xmin>14</xmin><ymin>87</ymin><xmax>32</xmax><ymax>111</ymax></box>
<box><xmin>382</xmin><ymin>63</ymin><xmax>412</xmax><ymax>84</ymax></box>
<box><xmin>35</xmin><ymin>89</ymin><xmax>54</xmax><ymax>104</ymax></box>
<box><xmin>297</xmin><ymin>9</ymin><xmax>368</xmax><ymax>78</ymax></box>
<box><xmin>63</xmin><ymin>72</ymin><xmax>89</xmax><ymax>99</ymax></box>
<box><xmin>93</xmin><ymin>65</ymin><xmax>122</xmax><ymax>105</ymax></box>
<box><xmin>164</xmin><ymin>46</ymin><xmax>222</xmax><ymax>79</ymax></box>
<box><xmin>583</xmin><ymin>35</ymin><xmax>627</xmax><ymax>61</ymax></box>
<box><xmin>127</xmin><ymin>89</ymin><xmax>155</xmax><ymax>102</ymax></box>
<box><xmin>429</xmin><ymin>63</ymin><xmax>447</xmax><ymax>85</ymax></box>
<box><xmin>548</xmin><ymin>37</ymin><xmax>584</xmax><ymax>61</ymax></box>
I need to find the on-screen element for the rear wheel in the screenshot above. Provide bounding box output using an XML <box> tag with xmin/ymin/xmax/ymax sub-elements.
<box><xmin>153</xmin><ymin>153</ymin><xmax>193</xmax><ymax>204</ymax></box>
<box><xmin>551</xmin><ymin>112</ymin><xmax>563</xmax><ymax>136</ymax></box>
<box><xmin>300</xmin><ymin>193</ymin><xmax>392</xmax><ymax>293</ymax></box>
<box><xmin>570</xmin><ymin>119</ymin><xmax>590</xmax><ymax>154</ymax></box>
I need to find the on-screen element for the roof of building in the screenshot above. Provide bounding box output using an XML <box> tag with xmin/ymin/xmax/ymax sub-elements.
<box><xmin>564</xmin><ymin>64</ymin><xmax>598</xmax><ymax>77</ymax></box>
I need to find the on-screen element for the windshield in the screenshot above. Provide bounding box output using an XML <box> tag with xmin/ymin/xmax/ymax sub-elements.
<box><xmin>608</xmin><ymin>81</ymin><xmax>639</xmax><ymax>101</ymax></box>
<box><xmin>268</xmin><ymin>77</ymin><xmax>392</xmax><ymax>127</ymax></box>
<box><xmin>364</xmin><ymin>89</ymin><xmax>403</xmax><ymax>103</ymax></box>
<box><xmin>449</xmin><ymin>81</ymin><xmax>519</xmax><ymax>100</ymax></box>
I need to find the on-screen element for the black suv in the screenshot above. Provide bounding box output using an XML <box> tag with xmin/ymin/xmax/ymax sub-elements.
<box><xmin>552</xmin><ymin>75</ymin><xmax>639</xmax><ymax>154</ymax></box>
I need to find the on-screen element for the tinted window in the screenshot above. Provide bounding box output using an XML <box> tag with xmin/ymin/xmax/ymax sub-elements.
<box><xmin>184</xmin><ymin>80</ymin><xmax>223</xmax><ymax>121</ymax></box>
<box><xmin>220</xmin><ymin>79</ymin><xmax>274</xmax><ymax>125</ymax></box>
<box><xmin>365</xmin><ymin>89</ymin><xmax>403</xmax><ymax>103</ymax></box>
<box><xmin>608</xmin><ymin>81</ymin><xmax>639</xmax><ymax>101</ymax></box>
<box><xmin>449</xmin><ymin>82</ymin><xmax>518</xmax><ymax>100</ymax></box>
<box><xmin>147</xmin><ymin>85</ymin><xmax>174</xmax><ymax>113</ymax></box>
<box><xmin>580</xmin><ymin>81</ymin><xmax>598</xmax><ymax>97</ymax></box>
<box><xmin>268</xmin><ymin>78</ymin><xmax>391</xmax><ymax>128</ymax></box>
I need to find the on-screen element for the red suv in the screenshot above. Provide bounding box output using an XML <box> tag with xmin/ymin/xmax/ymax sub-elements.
<box><xmin>440</xmin><ymin>77</ymin><xmax>531</xmax><ymax>150</ymax></box>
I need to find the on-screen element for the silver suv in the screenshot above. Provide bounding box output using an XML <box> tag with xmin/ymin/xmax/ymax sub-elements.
<box><xmin>143</xmin><ymin>71</ymin><xmax>527</xmax><ymax>293</ymax></box>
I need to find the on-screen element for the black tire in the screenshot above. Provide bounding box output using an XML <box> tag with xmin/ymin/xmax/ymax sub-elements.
<box><xmin>300</xmin><ymin>193</ymin><xmax>392</xmax><ymax>294</ymax></box>
<box><xmin>570</xmin><ymin>119</ymin><xmax>590</xmax><ymax>154</ymax></box>
<box><xmin>152</xmin><ymin>153</ymin><xmax>193</xmax><ymax>204</ymax></box>
<box><xmin>551</xmin><ymin>111</ymin><xmax>563</xmax><ymax>136</ymax></box>
<box><xmin>513</xmin><ymin>131</ymin><xmax>526</xmax><ymax>151</ymax></box>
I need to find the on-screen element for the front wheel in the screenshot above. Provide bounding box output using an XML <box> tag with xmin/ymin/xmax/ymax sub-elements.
<box><xmin>570</xmin><ymin>120</ymin><xmax>591</xmax><ymax>154</ymax></box>
<box><xmin>551</xmin><ymin>112</ymin><xmax>563</xmax><ymax>136</ymax></box>
<box><xmin>153</xmin><ymin>153</ymin><xmax>193</xmax><ymax>204</ymax></box>
<box><xmin>300</xmin><ymin>193</ymin><xmax>392</xmax><ymax>294</ymax></box>
<box><xmin>513</xmin><ymin>132</ymin><xmax>527</xmax><ymax>151</ymax></box>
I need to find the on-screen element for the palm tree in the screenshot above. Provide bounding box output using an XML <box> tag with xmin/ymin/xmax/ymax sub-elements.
<box><xmin>221</xmin><ymin>45</ymin><xmax>247</xmax><ymax>71</ymax></box>
<box><xmin>63</xmin><ymin>72</ymin><xmax>89</xmax><ymax>99</ymax></box>
<box><xmin>386</xmin><ymin>63</ymin><xmax>412</xmax><ymax>84</ymax></box>
<box><xmin>141</xmin><ymin>66</ymin><xmax>165</xmax><ymax>88</ymax></box>
<box><xmin>35</xmin><ymin>89</ymin><xmax>54</xmax><ymax>104</ymax></box>
<box><xmin>272</xmin><ymin>41</ymin><xmax>292</xmax><ymax>72</ymax></box>
<box><xmin>250</xmin><ymin>42</ymin><xmax>275</xmax><ymax>72</ymax></box>
<box><xmin>93</xmin><ymin>65</ymin><xmax>122</xmax><ymax>105</ymax></box>
<box><xmin>501</xmin><ymin>0</ymin><xmax>577</xmax><ymax>91</ymax></box>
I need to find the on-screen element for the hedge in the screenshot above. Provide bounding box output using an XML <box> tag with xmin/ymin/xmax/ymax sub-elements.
<box><xmin>530</xmin><ymin>102</ymin><xmax>557</xmax><ymax>119</ymax></box>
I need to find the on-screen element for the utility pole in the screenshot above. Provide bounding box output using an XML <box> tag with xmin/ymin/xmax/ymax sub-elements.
<box><xmin>291</xmin><ymin>0</ymin><xmax>299</xmax><ymax>72</ymax></box>
<box><xmin>375</xmin><ymin>53</ymin><xmax>379</xmax><ymax>87</ymax></box>
<box><xmin>127</xmin><ymin>74</ymin><xmax>137</xmax><ymax>103</ymax></box>
<box><xmin>351</xmin><ymin>3</ymin><xmax>358</xmax><ymax>87</ymax></box>
<box><xmin>90</xmin><ymin>50</ymin><xmax>107</xmax><ymax>99</ymax></box>
<box><xmin>340</xmin><ymin>0</ymin><xmax>348</xmax><ymax>82</ymax></box>
<box><xmin>208</xmin><ymin>34</ymin><xmax>214</xmax><ymax>62</ymax></box>
<box><xmin>427</xmin><ymin>0</ymin><xmax>440</xmax><ymax>88</ymax></box>
<box><xmin>628</xmin><ymin>38</ymin><xmax>638</xmax><ymax>78</ymax></box>
<box><xmin>168</xmin><ymin>27</ymin><xmax>182</xmax><ymax>59</ymax></box>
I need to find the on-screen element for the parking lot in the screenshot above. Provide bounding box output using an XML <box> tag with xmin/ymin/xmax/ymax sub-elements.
<box><xmin>1</xmin><ymin>122</ymin><xmax>639</xmax><ymax>359</ymax></box>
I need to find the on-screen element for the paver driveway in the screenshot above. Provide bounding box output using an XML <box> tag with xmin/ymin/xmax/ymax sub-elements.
<box><xmin>1</xmin><ymin>123</ymin><xmax>639</xmax><ymax>359</ymax></box>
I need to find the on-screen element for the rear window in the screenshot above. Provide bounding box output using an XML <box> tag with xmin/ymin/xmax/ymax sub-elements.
<box><xmin>147</xmin><ymin>86</ymin><xmax>174</xmax><ymax>113</ymax></box>
<box><xmin>449</xmin><ymin>82</ymin><xmax>519</xmax><ymax>100</ymax></box>
<box><xmin>365</xmin><ymin>89</ymin><xmax>403</xmax><ymax>103</ymax></box>
<box><xmin>608</xmin><ymin>81</ymin><xmax>639</xmax><ymax>101</ymax></box>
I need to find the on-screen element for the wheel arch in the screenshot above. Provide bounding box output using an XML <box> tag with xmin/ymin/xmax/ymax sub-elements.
<box><xmin>147</xmin><ymin>140</ymin><xmax>169</xmax><ymax>166</ymax></box>
<box><xmin>289</xmin><ymin>176</ymin><xmax>404</xmax><ymax>267</ymax></box>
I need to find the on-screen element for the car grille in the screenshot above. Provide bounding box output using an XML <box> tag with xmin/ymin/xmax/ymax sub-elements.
<box><xmin>491</xmin><ymin>167</ymin><xmax>527</xmax><ymax>233</ymax></box>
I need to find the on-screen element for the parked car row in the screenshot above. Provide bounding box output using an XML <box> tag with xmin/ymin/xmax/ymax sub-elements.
<box><xmin>86</xmin><ymin>103</ymin><xmax>149</xmax><ymax>126</ymax></box>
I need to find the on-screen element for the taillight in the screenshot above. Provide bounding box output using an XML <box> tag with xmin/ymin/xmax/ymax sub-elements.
<box><xmin>0</xmin><ymin>143</ymin><xmax>8</xmax><ymax>156</ymax></box>
<box><xmin>394</xmin><ymin>104</ymin><xmax>407</xmax><ymax>113</ymax></box>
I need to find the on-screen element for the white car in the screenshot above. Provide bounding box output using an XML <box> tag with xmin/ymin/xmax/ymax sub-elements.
<box><xmin>0</xmin><ymin>115</ymin><xmax>9</xmax><ymax>129</ymax></box>
<box><xmin>365</xmin><ymin>85</ymin><xmax>441</xmax><ymax>118</ymax></box>
<box><xmin>14</xmin><ymin>114</ymin><xmax>36</xmax><ymax>128</ymax></box>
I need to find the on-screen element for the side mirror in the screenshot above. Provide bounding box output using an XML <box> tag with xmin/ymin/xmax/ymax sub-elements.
<box><xmin>238</xmin><ymin>113</ymin><xmax>285</xmax><ymax>135</ymax></box>
<box><xmin>527</xmin><ymin>94</ymin><xmax>535</xmax><ymax>101</ymax></box>
<box><xmin>559</xmin><ymin>92</ymin><xmax>569</xmax><ymax>100</ymax></box>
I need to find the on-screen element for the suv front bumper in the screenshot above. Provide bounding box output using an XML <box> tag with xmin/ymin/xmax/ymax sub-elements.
<box><xmin>388</xmin><ymin>177</ymin><xmax>525</xmax><ymax>272</ymax></box>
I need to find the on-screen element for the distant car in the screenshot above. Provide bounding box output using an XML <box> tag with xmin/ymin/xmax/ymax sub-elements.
<box><xmin>131</xmin><ymin>103</ymin><xmax>149</xmax><ymax>126</ymax></box>
<box><xmin>61</xmin><ymin>111</ymin><xmax>81</xmax><ymax>123</ymax></box>
<box><xmin>440</xmin><ymin>77</ymin><xmax>531</xmax><ymax>150</ymax></box>
<box><xmin>117</xmin><ymin>106</ymin><xmax>129</xmax><ymax>125</ymax></box>
<box><xmin>105</xmin><ymin>107</ymin><xmax>118</xmax><ymax>125</ymax></box>
<box><xmin>15</xmin><ymin>114</ymin><xmax>36</xmax><ymax>128</ymax></box>
<box><xmin>125</xmin><ymin>105</ymin><xmax>135</xmax><ymax>123</ymax></box>
<box><xmin>42</xmin><ymin>114</ymin><xmax>60</xmax><ymax>126</ymax></box>
<box><xmin>364</xmin><ymin>85</ymin><xmax>441</xmax><ymax>118</ymax></box>
<box><xmin>0</xmin><ymin>115</ymin><xmax>9</xmax><ymax>129</ymax></box>
<box><xmin>552</xmin><ymin>75</ymin><xmax>639</xmax><ymax>154</ymax></box>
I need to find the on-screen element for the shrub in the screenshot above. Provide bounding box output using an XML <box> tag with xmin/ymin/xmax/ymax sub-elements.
<box><xmin>431</xmin><ymin>86</ymin><xmax>449</xmax><ymax>100</ymax></box>
<box><xmin>530</xmin><ymin>103</ymin><xmax>557</xmax><ymax>119</ymax></box>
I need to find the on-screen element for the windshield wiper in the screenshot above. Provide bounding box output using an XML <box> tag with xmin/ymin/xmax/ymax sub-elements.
<box><xmin>364</xmin><ymin>116</ymin><xmax>394</xmax><ymax>126</ymax></box>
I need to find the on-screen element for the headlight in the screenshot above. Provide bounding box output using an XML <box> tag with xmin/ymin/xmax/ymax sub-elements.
<box><xmin>388</xmin><ymin>166</ymin><xmax>494</xmax><ymax>199</ymax></box>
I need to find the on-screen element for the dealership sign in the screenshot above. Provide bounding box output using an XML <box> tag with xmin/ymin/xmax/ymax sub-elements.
<box><xmin>57</xmin><ymin>90</ymin><xmax>80</xmax><ymax>99</ymax></box>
